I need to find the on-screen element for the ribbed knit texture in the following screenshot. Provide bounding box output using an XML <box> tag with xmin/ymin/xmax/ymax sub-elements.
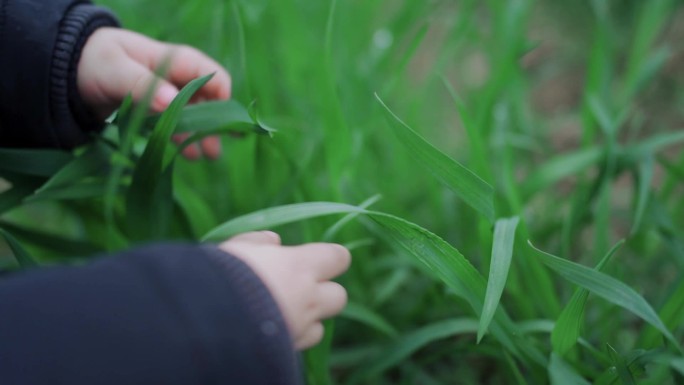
<box><xmin>202</xmin><ymin>245</ymin><xmax>303</xmax><ymax>385</ymax></box>
<box><xmin>50</xmin><ymin>3</ymin><xmax>119</xmax><ymax>147</ymax></box>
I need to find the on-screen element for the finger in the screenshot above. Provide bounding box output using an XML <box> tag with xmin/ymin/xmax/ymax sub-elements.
<box><xmin>181</xmin><ymin>144</ymin><xmax>201</xmax><ymax>160</ymax></box>
<box><xmin>293</xmin><ymin>243</ymin><xmax>351</xmax><ymax>281</ymax></box>
<box><xmin>227</xmin><ymin>231</ymin><xmax>282</xmax><ymax>246</ymax></box>
<box><xmin>296</xmin><ymin>322</ymin><xmax>324</xmax><ymax>351</ymax></box>
<box><xmin>164</xmin><ymin>45</ymin><xmax>232</xmax><ymax>101</ymax></box>
<box><xmin>200</xmin><ymin>136</ymin><xmax>222</xmax><ymax>159</ymax></box>
<box><xmin>315</xmin><ymin>281</ymin><xmax>348</xmax><ymax>320</ymax></box>
<box><xmin>107</xmin><ymin>57</ymin><xmax>179</xmax><ymax>112</ymax></box>
<box><xmin>121</xmin><ymin>35</ymin><xmax>231</xmax><ymax>101</ymax></box>
<box><xmin>172</xmin><ymin>133</ymin><xmax>191</xmax><ymax>144</ymax></box>
<box><xmin>171</xmin><ymin>133</ymin><xmax>200</xmax><ymax>160</ymax></box>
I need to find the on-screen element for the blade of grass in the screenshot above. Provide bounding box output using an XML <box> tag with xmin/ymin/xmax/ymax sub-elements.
<box><xmin>606</xmin><ymin>344</ymin><xmax>637</xmax><ymax>385</ymax></box>
<box><xmin>341</xmin><ymin>301</ymin><xmax>398</xmax><ymax>338</ymax></box>
<box><xmin>202</xmin><ymin>202</ymin><xmax>365</xmax><ymax>241</ymax></box>
<box><xmin>382</xmin><ymin>23</ymin><xmax>429</xmax><ymax>95</ymax></box>
<box><xmin>522</xmin><ymin>147</ymin><xmax>603</xmax><ymax>198</ymax></box>
<box><xmin>0</xmin><ymin>227</ymin><xmax>38</xmax><ymax>268</ymax></box>
<box><xmin>323</xmin><ymin>194</ymin><xmax>382</xmax><ymax>241</ymax></box>
<box><xmin>628</xmin><ymin>131</ymin><xmax>684</xmax><ymax>159</ymax></box>
<box><xmin>173</xmin><ymin>179</ymin><xmax>217</xmax><ymax>239</ymax></box>
<box><xmin>549</xmin><ymin>352</ymin><xmax>591</xmax><ymax>385</ymax></box>
<box><xmin>0</xmin><ymin>220</ymin><xmax>102</xmax><ymax>259</ymax></box>
<box><xmin>373</xmin><ymin>267</ymin><xmax>411</xmax><ymax>306</ymax></box>
<box><xmin>26</xmin><ymin>181</ymin><xmax>111</xmax><ymax>203</ymax></box>
<box><xmin>305</xmin><ymin>319</ymin><xmax>335</xmax><ymax>385</ymax></box>
<box><xmin>528</xmin><ymin>241</ymin><xmax>679</xmax><ymax>349</ymax></box>
<box><xmin>0</xmin><ymin>148</ymin><xmax>72</xmax><ymax>177</ymax></box>
<box><xmin>631</xmin><ymin>156</ymin><xmax>654</xmax><ymax>235</ymax></box>
<box><xmin>319</xmin><ymin>0</ymin><xmax>352</xmax><ymax>189</ymax></box>
<box><xmin>503</xmin><ymin>350</ymin><xmax>528</xmax><ymax>385</ymax></box>
<box><xmin>349</xmin><ymin>318</ymin><xmax>479</xmax><ymax>383</ymax></box>
<box><xmin>441</xmin><ymin>76</ymin><xmax>490</xmax><ymax>181</ymax></box>
<box><xmin>144</xmin><ymin>99</ymin><xmax>275</xmax><ymax>135</ymax></box>
<box><xmin>639</xmin><ymin>277</ymin><xmax>684</xmax><ymax>348</ymax></box>
<box><xmin>0</xmin><ymin>175</ymin><xmax>44</xmax><ymax>214</ymax></box>
<box><xmin>552</xmin><ymin>240</ymin><xmax>625</xmax><ymax>356</ymax></box>
<box><xmin>621</xmin><ymin>0</ymin><xmax>673</xmax><ymax>101</ymax></box>
<box><xmin>478</xmin><ymin>216</ymin><xmax>519</xmax><ymax>342</ymax></box>
<box><xmin>126</xmin><ymin>75</ymin><xmax>212</xmax><ymax>240</ymax></box>
<box><xmin>29</xmin><ymin>141</ymin><xmax>112</xmax><ymax>198</ymax></box>
<box><xmin>104</xmin><ymin>95</ymin><xmax>136</xmax><ymax>242</ymax></box>
<box><xmin>376</xmin><ymin>94</ymin><xmax>495</xmax><ymax>222</ymax></box>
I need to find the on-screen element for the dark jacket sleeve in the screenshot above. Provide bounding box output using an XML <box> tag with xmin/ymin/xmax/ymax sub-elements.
<box><xmin>0</xmin><ymin>243</ymin><xmax>302</xmax><ymax>385</ymax></box>
<box><xmin>0</xmin><ymin>0</ymin><xmax>119</xmax><ymax>148</ymax></box>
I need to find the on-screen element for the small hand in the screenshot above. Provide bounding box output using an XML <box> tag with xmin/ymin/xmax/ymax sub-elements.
<box><xmin>77</xmin><ymin>28</ymin><xmax>231</xmax><ymax>160</ymax></box>
<box><xmin>220</xmin><ymin>231</ymin><xmax>351</xmax><ymax>350</ymax></box>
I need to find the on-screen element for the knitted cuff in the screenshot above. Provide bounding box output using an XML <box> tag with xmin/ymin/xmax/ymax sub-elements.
<box><xmin>201</xmin><ymin>245</ymin><xmax>303</xmax><ymax>385</ymax></box>
<box><xmin>50</xmin><ymin>4</ymin><xmax>120</xmax><ymax>148</ymax></box>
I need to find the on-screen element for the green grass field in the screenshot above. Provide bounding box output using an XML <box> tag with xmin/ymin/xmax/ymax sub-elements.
<box><xmin>2</xmin><ymin>0</ymin><xmax>684</xmax><ymax>383</ymax></box>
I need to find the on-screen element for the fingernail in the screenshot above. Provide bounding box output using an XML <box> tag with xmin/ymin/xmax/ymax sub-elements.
<box><xmin>332</xmin><ymin>244</ymin><xmax>350</xmax><ymax>255</ymax></box>
<box><xmin>261</xmin><ymin>231</ymin><xmax>280</xmax><ymax>241</ymax></box>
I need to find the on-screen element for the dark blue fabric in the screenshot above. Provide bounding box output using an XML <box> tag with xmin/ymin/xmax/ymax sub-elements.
<box><xmin>0</xmin><ymin>0</ymin><xmax>117</xmax><ymax>148</ymax></box>
<box><xmin>0</xmin><ymin>244</ymin><xmax>300</xmax><ymax>384</ymax></box>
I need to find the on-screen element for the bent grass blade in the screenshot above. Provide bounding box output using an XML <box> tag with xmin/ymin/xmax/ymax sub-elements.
<box><xmin>479</xmin><ymin>216</ymin><xmax>519</xmax><ymax>342</ymax></box>
<box><xmin>375</xmin><ymin>94</ymin><xmax>495</xmax><ymax>223</ymax></box>
<box><xmin>203</xmin><ymin>202</ymin><xmax>544</xmax><ymax>365</ymax></box>
<box><xmin>529</xmin><ymin>241</ymin><xmax>679</xmax><ymax>350</ymax></box>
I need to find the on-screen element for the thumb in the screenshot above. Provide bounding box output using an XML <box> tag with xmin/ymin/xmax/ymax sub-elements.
<box><xmin>225</xmin><ymin>231</ymin><xmax>282</xmax><ymax>246</ymax></box>
<box><xmin>116</xmin><ymin>58</ymin><xmax>179</xmax><ymax>113</ymax></box>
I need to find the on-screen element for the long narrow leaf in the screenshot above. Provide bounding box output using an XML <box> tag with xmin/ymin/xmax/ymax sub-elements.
<box><xmin>144</xmin><ymin>100</ymin><xmax>274</xmax><ymax>135</ymax></box>
<box><xmin>323</xmin><ymin>194</ymin><xmax>382</xmax><ymax>241</ymax></box>
<box><xmin>126</xmin><ymin>75</ymin><xmax>212</xmax><ymax>240</ymax></box>
<box><xmin>631</xmin><ymin>156</ymin><xmax>654</xmax><ymax>235</ymax></box>
<box><xmin>376</xmin><ymin>94</ymin><xmax>495</xmax><ymax>222</ymax></box>
<box><xmin>202</xmin><ymin>202</ymin><xmax>365</xmax><ymax>241</ymax></box>
<box><xmin>28</xmin><ymin>142</ymin><xmax>112</xmax><ymax>202</ymax></box>
<box><xmin>630</xmin><ymin>131</ymin><xmax>684</xmax><ymax>159</ymax></box>
<box><xmin>0</xmin><ymin>176</ymin><xmax>44</xmax><ymax>214</ymax></box>
<box><xmin>549</xmin><ymin>353</ymin><xmax>591</xmax><ymax>385</ymax></box>
<box><xmin>0</xmin><ymin>148</ymin><xmax>72</xmax><ymax>177</ymax></box>
<box><xmin>607</xmin><ymin>344</ymin><xmax>637</xmax><ymax>385</ymax></box>
<box><xmin>479</xmin><ymin>216</ymin><xmax>519</xmax><ymax>342</ymax></box>
<box><xmin>529</xmin><ymin>241</ymin><xmax>679</xmax><ymax>349</ymax></box>
<box><xmin>552</xmin><ymin>240</ymin><xmax>625</xmax><ymax>356</ymax></box>
<box><xmin>350</xmin><ymin>318</ymin><xmax>479</xmax><ymax>383</ymax></box>
<box><xmin>0</xmin><ymin>220</ymin><xmax>102</xmax><ymax>259</ymax></box>
<box><xmin>341</xmin><ymin>302</ymin><xmax>398</xmax><ymax>338</ymax></box>
<box><xmin>522</xmin><ymin>147</ymin><xmax>603</xmax><ymax>197</ymax></box>
<box><xmin>0</xmin><ymin>228</ymin><xmax>37</xmax><ymax>268</ymax></box>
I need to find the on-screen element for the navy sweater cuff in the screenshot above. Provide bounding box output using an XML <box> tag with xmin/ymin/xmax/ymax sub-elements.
<box><xmin>51</xmin><ymin>3</ymin><xmax>119</xmax><ymax>148</ymax></box>
<box><xmin>202</xmin><ymin>245</ymin><xmax>303</xmax><ymax>385</ymax></box>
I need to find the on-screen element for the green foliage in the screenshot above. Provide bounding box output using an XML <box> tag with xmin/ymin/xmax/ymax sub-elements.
<box><xmin>2</xmin><ymin>0</ymin><xmax>684</xmax><ymax>383</ymax></box>
<box><xmin>479</xmin><ymin>216</ymin><xmax>519</xmax><ymax>342</ymax></box>
<box><xmin>551</xmin><ymin>240</ymin><xmax>625</xmax><ymax>357</ymax></box>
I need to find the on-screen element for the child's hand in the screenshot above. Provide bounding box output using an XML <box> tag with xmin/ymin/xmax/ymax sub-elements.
<box><xmin>77</xmin><ymin>27</ymin><xmax>231</xmax><ymax>160</ymax></box>
<box><xmin>220</xmin><ymin>231</ymin><xmax>350</xmax><ymax>350</ymax></box>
